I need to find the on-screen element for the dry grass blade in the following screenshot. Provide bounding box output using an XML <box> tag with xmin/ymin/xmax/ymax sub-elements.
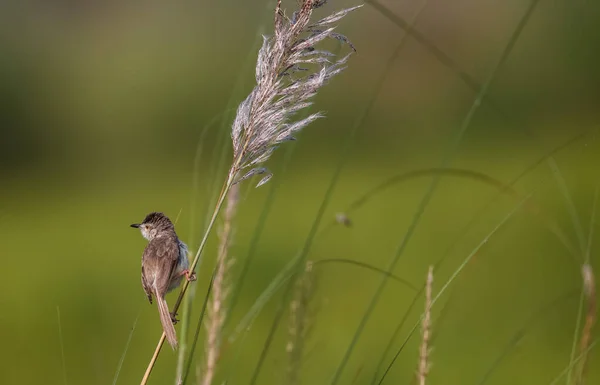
<box><xmin>567</xmin><ymin>182</ymin><xmax>599</xmax><ymax>385</ymax></box>
<box><xmin>287</xmin><ymin>262</ymin><xmax>316</xmax><ymax>385</ymax></box>
<box><xmin>418</xmin><ymin>267</ymin><xmax>433</xmax><ymax>385</ymax></box>
<box><xmin>200</xmin><ymin>184</ymin><xmax>240</xmax><ymax>385</ymax></box>
<box><xmin>549</xmin><ymin>340</ymin><xmax>598</xmax><ymax>385</ymax></box>
<box><xmin>575</xmin><ymin>264</ymin><xmax>596</xmax><ymax>385</ymax></box>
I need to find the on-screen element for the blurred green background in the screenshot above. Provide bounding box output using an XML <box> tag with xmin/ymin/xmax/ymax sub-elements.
<box><xmin>1</xmin><ymin>0</ymin><xmax>599</xmax><ymax>384</ymax></box>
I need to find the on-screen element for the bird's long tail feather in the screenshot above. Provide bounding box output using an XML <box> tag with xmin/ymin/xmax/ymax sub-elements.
<box><xmin>155</xmin><ymin>292</ymin><xmax>177</xmax><ymax>350</ymax></box>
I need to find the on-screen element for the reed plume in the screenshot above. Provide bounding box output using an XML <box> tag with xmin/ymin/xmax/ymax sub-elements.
<box><xmin>230</xmin><ymin>0</ymin><xmax>362</xmax><ymax>186</ymax></box>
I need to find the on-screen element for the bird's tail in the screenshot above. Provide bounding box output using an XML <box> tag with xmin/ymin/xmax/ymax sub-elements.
<box><xmin>155</xmin><ymin>293</ymin><xmax>178</xmax><ymax>350</ymax></box>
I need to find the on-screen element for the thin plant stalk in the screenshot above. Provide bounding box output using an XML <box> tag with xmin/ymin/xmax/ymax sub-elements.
<box><xmin>182</xmin><ymin>271</ymin><xmax>216</xmax><ymax>385</ymax></box>
<box><xmin>549</xmin><ymin>340</ymin><xmax>598</xmax><ymax>385</ymax></box>
<box><xmin>286</xmin><ymin>262</ymin><xmax>315</xmax><ymax>385</ymax></box>
<box><xmin>576</xmin><ymin>264</ymin><xmax>596</xmax><ymax>385</ymax></box>
<box><xmin>417</xmin><ymin>267</ymin><xmax>433</xmax><ymax>385</ymax></box>
<box><xmin>113</xmin><ymin>312</ymin><xmax>140</xmax><ymax>385</ymax></box>
<box><xmin>201</xmin><ymin>184</ymin><xmax>239</xmax><ymax>385</ymax></box>
<box><xmin>57</xmin><ymin>306</ymin><xmax>67</xmax><ymax>385</ymax></box>
<box><xmin>567</xmin><ymin>183</ymin><xmax>599</xmax><ymax>385</ymax></box>
<box><xmin>474</xmin><ymin>291</ymin><xmax>578</xmax><ymax>385</ymax></box>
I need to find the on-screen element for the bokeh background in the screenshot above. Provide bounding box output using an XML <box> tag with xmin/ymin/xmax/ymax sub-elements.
<box><xmin>1</xmin><ymin>0</ymin><xmax>599</xmax><ymax>384</ymax></box>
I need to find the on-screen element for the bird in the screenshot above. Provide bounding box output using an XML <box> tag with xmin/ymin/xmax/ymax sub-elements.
<box><xmin>130</xmin><ymin>212</ymin><xmax>196</xmax><ymax>349</ymax></box>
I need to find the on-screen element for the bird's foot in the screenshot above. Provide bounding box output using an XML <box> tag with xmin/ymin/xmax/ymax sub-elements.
<box><xmin>181</xmin><ymin>269</ymin><xmax>197</xmax><ymax>282</ymax></box>
<box><xmin>170</xmin><ymin>312</ymin><xmax>179</xmax><ymax>325</ymax></box>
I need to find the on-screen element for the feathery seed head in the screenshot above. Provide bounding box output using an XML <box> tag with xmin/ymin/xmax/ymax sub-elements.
<box><xmin>230</xmin><ymin>0</ymin><xmax>362</xmax><ymax>186</ymax></box>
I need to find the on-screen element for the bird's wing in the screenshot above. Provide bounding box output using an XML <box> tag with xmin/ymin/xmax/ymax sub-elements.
<box><xmin>141</xmin><ymin>264</ymin><xmax>153</xmax><ymax>303</ymax></box>
<box><xmin>142</xmin><ymin>236</ymin><xmax>180</xmax><ymax>297</ymax></box>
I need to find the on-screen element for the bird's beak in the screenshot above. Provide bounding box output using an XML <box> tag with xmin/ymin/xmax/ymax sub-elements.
<box><xmin>130</xmin><ymin>223</ymin><xmax>140</xmax><ymax>228</ymax></box>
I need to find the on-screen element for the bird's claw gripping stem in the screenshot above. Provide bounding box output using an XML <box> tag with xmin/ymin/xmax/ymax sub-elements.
<box><xmin>181</xmin><ymin>269</ymin><xmax>196</xmax><ymax>282</ymax></box>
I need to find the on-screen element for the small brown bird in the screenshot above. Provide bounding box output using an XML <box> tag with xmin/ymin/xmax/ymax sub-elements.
<box><xmin>131</xmin><ymin>212</ymin><xmax>195</xmax><ymax>349</ymax></box>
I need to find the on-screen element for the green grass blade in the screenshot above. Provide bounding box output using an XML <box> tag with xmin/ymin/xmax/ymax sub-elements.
<box><xmin>370</xmin><ymin>286</ymin><xmax>425</xmax><ymax>385</ymax></box>
<box><xmin>377</xmin><ymin>195</ymin><xmax>531</xmax><ymax>384</ymax></box>
<box><xmin>365</xmin><ymin>0</ymin><xmax>480</xmax><ymax>94</ymax></box>
<box><xmin>549</xmin><ymin>339</ymin><xmax>598</xmax><ymax>385</ymax></box>
<box><xmin>475</xmin><ymin>291</ymin><xmax>577</xmax><ymax>385</ymax></box>
<box><xmin>585</xmin><ymin>182</ymin><xmax>599</xmax><ymax>263</ymax></box>
<box><xmin>56</xmin><ymin>306</ymin><xmax>68</xmax><ymax>385</ymax></box>
<box><xmin>112</xmin><ymin>311</ymin><xmax>140</xmax><ymax>385</ymax></box>
<box><xmin>567</xmin><ymin>181</ymin><xmax>599</xmax><ymax>385</ymax></box>
<box><xmin>313</xmin><ymin>259</ymin><xmax>418</xmax><ymax>292</ymax></box>
<box><xmin>567</xmin><ymin>289</ymin><xmax>587</xmax><ymax>385</ymax></box>
<box><xmin>548</xmin><ymin>158</ymin><xmax>587</xmax><ymax>256</ymax></box>
<box><xmin>181</xmin><ymin>272</ymin><xmax>216</xmax><ymax>385</ymax></box>
<box><xmin>227</xmin><ymin>143</ymin><xmax>297</xmax><ymax>326</ymax></box>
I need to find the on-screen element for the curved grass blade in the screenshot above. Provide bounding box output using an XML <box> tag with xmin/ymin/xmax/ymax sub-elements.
<box><xmin>365</xmin><ymin>0</ymin><xmax>480</xmax><ymax>94</ymax></box>
<box><xmin>313</xmin><ymin>258</ymin><xmax>418</xmax><ymax>292</ymax></box>
<box><xmin>331</xmin><ymin>167</ymin><xmax>578</xmax><ymax>259</ymax></box>
<box><xmin>181</xmin><ymin>272</ymin><xmax>216</xmax><ymax>385</ymax></box>
<box><xmin>57</xmin><ymin>306</ymin><xmax>68</xmax><ymax>385</ymax></box>
<box><xmin>377</xmin><ymin>194</ymin><xmax>531</xmax><ymax>384</ymax></box>
<box><xmin>112</xmin><ymin>310</ymin><xmax>140</xmax><ymax>385</ymax></box>
<box><xmin>548</xmin><ymin>158</ymin><xmax>587</xmax><ymax>257</ymax></box>
<box><xmin>370</xmin><ymin>286</ymin><xmax>425</xmax><ymax>385</ymax></box>
<box><xmin>475</xmin><ymin>291</ymin><xmax>577</xmax><ymax>385</ymax></box>
<box><xmin>549</xmin><ymin>339</ymin><xmax>598</xmax><ymax>385</ymax></box>
<box><xmin>566</xmin><ymin>181</ymin><xmax>599</xmax><ymax>385</ymax></box>
<box><xmin>321</xmin><ymin>129</ymin><xmax>585</xmax><ymax>234</ymax></box>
